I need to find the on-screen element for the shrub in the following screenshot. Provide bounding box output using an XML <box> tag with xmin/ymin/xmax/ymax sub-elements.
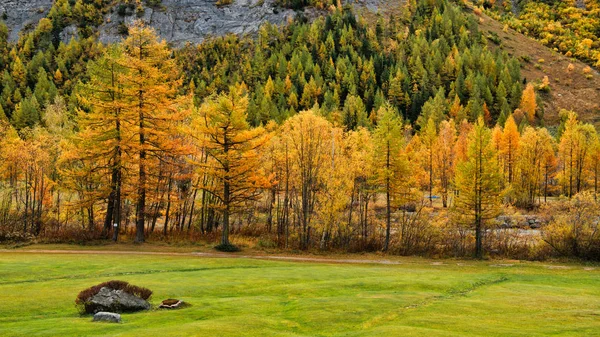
<box><xmin>0</xmin><ymin>229</ymin><xmax>34</xmax><ymax>243</ymax></box>
<box><xmin>39</xmin><ymin>226</ymin><xmax>104</xmax><ymax>244</ymax></box>
<box><xmin>257</xmin><ymin>236</ymin><xmax>277</xmax><ymax>249</ymax></box>
<box><xmin>538</xmin><ymin>76</ymin><xmax>551</xmax><ymax>92</ymax></box>
<box><xmin>117</xmin><ymin>22</ymin><xmax>129</xmax><ymax>36</ymax></box>
<box><xmin>543</xmin><ymin>192</ymin><xmax>600</xmax><ymax>261</ymax></box>
<box><xmin>487</xmin><ymin>31</ymin><xmax>501</xmax><ymax>45</ymax></box>
<box><xmin>215</xmin><ymin>243</ymin><xmax>241</xmax><ymax>252</ymax></box>
<box><xmin>519</xmin><ymin>55</ymin><xmax>531</xmax><ymax>63</ymax></box>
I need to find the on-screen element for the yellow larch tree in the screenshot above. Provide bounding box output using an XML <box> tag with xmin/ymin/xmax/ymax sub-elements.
<box><xmin>519</xmin><ymin>83</ymin><xmax>537</xmax><ymax>124</ymax></box>
<box><xmin>434</xmin><ymin>119</ymin><xmax>457</xmax><ymax>207</ymax></box>
<box><xmin>453</xmin><ymin>117</ymin><xmax>501</xmax><ymax>259</ymax></box>
<box><xmin>119</xmin><ymin>21</ymin><xmax>191</xmax><ymax>243</ymax></box>
<box><xmin>500</xmin><ymin>114</ymin><xmax>520</xmax><ymax>185</ymax></box>
<box><xmin>194</xmin><ymin>85</ymin><xmax>269</xmax><ymax>248</ymax></box>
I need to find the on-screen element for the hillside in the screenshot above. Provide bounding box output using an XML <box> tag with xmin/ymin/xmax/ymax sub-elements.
<box><xmin>476</xmin><ymin>10</ymin><xmax>600</xmax><ymax>126</ymax></box>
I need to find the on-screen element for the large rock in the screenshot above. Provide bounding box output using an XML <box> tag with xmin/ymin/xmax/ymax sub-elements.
<box><xmin>86</xmin><ymin>287</ymin><xmax>151</xmax><ymax>314</ymax></box>
<box><xmin>93</xmin><ymin>312</ymin><xmax>122</xmax><ymax>323</ymax></box>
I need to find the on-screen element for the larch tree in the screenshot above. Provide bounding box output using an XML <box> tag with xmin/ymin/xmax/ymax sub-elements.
<box><xmin>540</xmin><ymin>128</ymin><xmax>558</xmax><ymax>203</ymax></box>
<box><xmin>281</xmin><ymin>110</ymin><xmax>333</xmax><ymax>250</ymax></box>
<box><xmin>500</xmin><ymin>114</ymin><xmax>520</xmax><ymax>185</ymax></box>
<box><xmin>76</xmin><ymin>45</ymin><xmax>128</xmax><ymax>240</ymax></box>
<box><xmin>587</xmin><ymin>136</ymin><xmax>600</xmax><ymax>200</ymax></box>
<box><xmin>454</xmin><ymin>117</ymin><xmax>501</xmax><ymax>259</ymax></box>
<box><xmin>345</xmin><ymin>128</ymin><xmax>375</xmax><ymax>246</ymax></box>
<box><xmin>520</xmin><ymin>83</ymin><xmax>537</xmax><ymax>124</ymax></box>
<box><xmin>119</xmin><ymin>21</ymin><xmax>190</xmax><ymax>243</ymax></box>
<box><xmin>434</xmin><ymin>119</ymin><xmax>457</xmax><ymax>207</ymax></box>
<box><xmin>558</xmin><ymin>112</ymin><xmax>596</xmax><ymax>197</ymax></box>
<box><xmin>195</xmin><ymin>85</ymin><xmax>269</xmax><ymax>248</ymax></box>
<box><xmin>373</xmin><ymin>103</ymin><xmax>410</xmax><ymax>252</ymax></box>
<box><xmin>420</xmin><ymin>117</ymin><xmax>437</xmax><ymax>206</ymax></box>
<box><xmin>514</xmin><ymin>127</ymin><xmax>546</xmax><ymax>207</ymax></box>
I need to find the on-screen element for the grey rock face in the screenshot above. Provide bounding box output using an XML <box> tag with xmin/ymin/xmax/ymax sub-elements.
<box><xmin>100</xmin><ymin>0</ymin><xmax>296</xmax><ymax>46</ymax></box>
<box><xmin>93</xmin><ymin>311</ymin><xmax>122</xmax><ymax>323</ymax></box>
<box><xmin>0</xmin><ymin>0</ymin><xmax>384</xmax><ymax>46</ymax></box>
<box><xmin>86</xmin><ymin>287</ymin><xmax>151</xmax><ymax>313</ymax></box>
<box><xmin>0</xmin><ymin>0</ymin><xmax>53</xmax><ymax>41</ymax></box>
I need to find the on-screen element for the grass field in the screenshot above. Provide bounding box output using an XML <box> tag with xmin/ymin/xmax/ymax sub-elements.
<box><xmin>0</xmin><ymin>250</ymin><xmax>599</xmax><ymax>336</ymax></box>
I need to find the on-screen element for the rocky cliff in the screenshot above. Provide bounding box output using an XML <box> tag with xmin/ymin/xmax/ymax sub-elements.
<box><xmin>0</xmin><ymin>0</ymin><xmax>381</xmax><ymax>46</ymax></box>
<box><xmin>99</xmin><ymin>0</ymin><xmax>295</xmax><ymax>46</ymax></box>
<box><xmin>0</xmin><ymin>0</ymin><xmax>54</xmax><ymax>41</ymax></box>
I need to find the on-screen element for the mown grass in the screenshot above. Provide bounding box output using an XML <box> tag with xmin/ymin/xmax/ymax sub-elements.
<box><xmin>0</xmin><ymin>252</ymin><xmax>598</xmax><ymax>336</ymax></box>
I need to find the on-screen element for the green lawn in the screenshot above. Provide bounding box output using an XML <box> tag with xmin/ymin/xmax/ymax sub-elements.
<box><xmin>0</xmin><ymin>252</ymin><xmax>598</xmax><ymax>336</ymax></box>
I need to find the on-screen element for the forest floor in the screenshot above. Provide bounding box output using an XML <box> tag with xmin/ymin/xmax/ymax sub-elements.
<box><xmin>0</xmin><ymin>249</ymin><xmax>598</xmax><ymax>336</ymax></box>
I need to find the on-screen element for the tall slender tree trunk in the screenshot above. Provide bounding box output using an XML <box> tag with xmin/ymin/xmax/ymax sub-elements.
<box><xmin>112</xmin><ymin>165</ymin><xmax>122</xmax><ymax>242</ymax></box>
<box><xmin>475</xmin><ymin>137</ymin><xmax>483</xmax><ymax>259</ymax></box>
<box><xmin>163</xmin><ymin>175</ymin><xmax>173</xmax><ymax>236</ymax></box>
<box><xmin>135</xmin><ymin>104</ymin><xmax>146</xmax><ymax>243</ymax></box>
<box><xmin>187</xmin><ymin>185</ymin><xmax>198</xmax><ymax>231</ymax></box>
<box><xmin>221</xmin><ymin>137</ymin><xmax>231</xmax><ymax>246</ymax></box>
<box><xmin>384</xmin><ymin>141</ymin><xmax>391</xmax><ymax>252</ymax></box>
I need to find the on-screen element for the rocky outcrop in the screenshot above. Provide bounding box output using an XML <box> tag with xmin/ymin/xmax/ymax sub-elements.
<box><xmin>99</xmin><ymin>0</ymin><xmax>296</xmax><ymax>46</ymax></box>
<box><xmin>85</xmin><ymin>287</ymin><xmax>151</xmax><ymax>314</ymax></box>
<box><xmin>0</xmin><ymin>0</ymin><xmax>53</xmax><ymax>41</ymax></box>
<box><xmin>0</xmin><ymin>0</ymin><xmax>384</xmax><ymax>45</ymax></box>
<box><xmin>93</xmin><ymin>312</ymin><xmax>122</xmax><ymax>323</ymax></box>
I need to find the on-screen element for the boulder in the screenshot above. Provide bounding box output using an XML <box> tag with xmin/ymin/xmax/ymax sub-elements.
<box><xmin>86</xmin><ymin>287</ymin><xmax>151</xmax><ymax>314</ymax></box>
<box><xmin>93</xmin><ymin>312</ymin><xmax>121</xmax><ymax>323</ymax></box>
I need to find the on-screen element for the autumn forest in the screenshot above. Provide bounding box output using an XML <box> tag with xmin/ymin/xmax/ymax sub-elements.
<box><xmin>0</xmin><ymin>0</ymin><xmax>599</xmax><ymax>261</ymax></box>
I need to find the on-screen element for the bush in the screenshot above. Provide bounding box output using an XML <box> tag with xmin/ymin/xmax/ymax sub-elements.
<box><xmin>0</xmin><ymin>229</ymin><xmax>34</xmax><ymax>243</ymax></box>
<box><xmin>39</xmin><ymin>226</ymin><xmax>104</xmax><ymax>244</ymax></box>
<box><xmin>215</xmin><ymin>243</ymin><xmax>241</xmax><ymax>252</ymax></box>
<box><xmin>117</xmin><ymin>22</ymin><xmax>129</xmax><ymax>36</ymax></box>
<box><xmin>257</xmin><ymin>236</ymin><xmax>278</xmax><ymax>249</ymax></box>
<box><xmin>543</xmin><ymin>192</ymin><xmax>600</xmax><ymax>261</ymax></box>
<box><xmin>487</xmin><ymin>31</ymin><xmax>502</xmax><ymax>45</ymax></box>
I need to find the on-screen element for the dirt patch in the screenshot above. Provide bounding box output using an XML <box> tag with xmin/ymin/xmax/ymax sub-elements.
<box><xmin>544</xmin><ymin>265</ymin><xmax>571</xmax><ymax>270</ymax></box>
<box><xmin>0</xmin><ymin>249</ymin><xmax>403</xmax><ymax>266</ymax></box>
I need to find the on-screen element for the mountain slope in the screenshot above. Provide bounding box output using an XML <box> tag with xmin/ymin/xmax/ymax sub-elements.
<box><xmin>476</xmin><ymin>10</ymin><xmax>600</xmax><ymax>126</ymax></box>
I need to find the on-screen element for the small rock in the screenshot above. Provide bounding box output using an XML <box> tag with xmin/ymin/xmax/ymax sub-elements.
<box><xmin>93</xmin><ymin>312</ymin><xmax>121</xmax><ymax>323</ymax></box>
